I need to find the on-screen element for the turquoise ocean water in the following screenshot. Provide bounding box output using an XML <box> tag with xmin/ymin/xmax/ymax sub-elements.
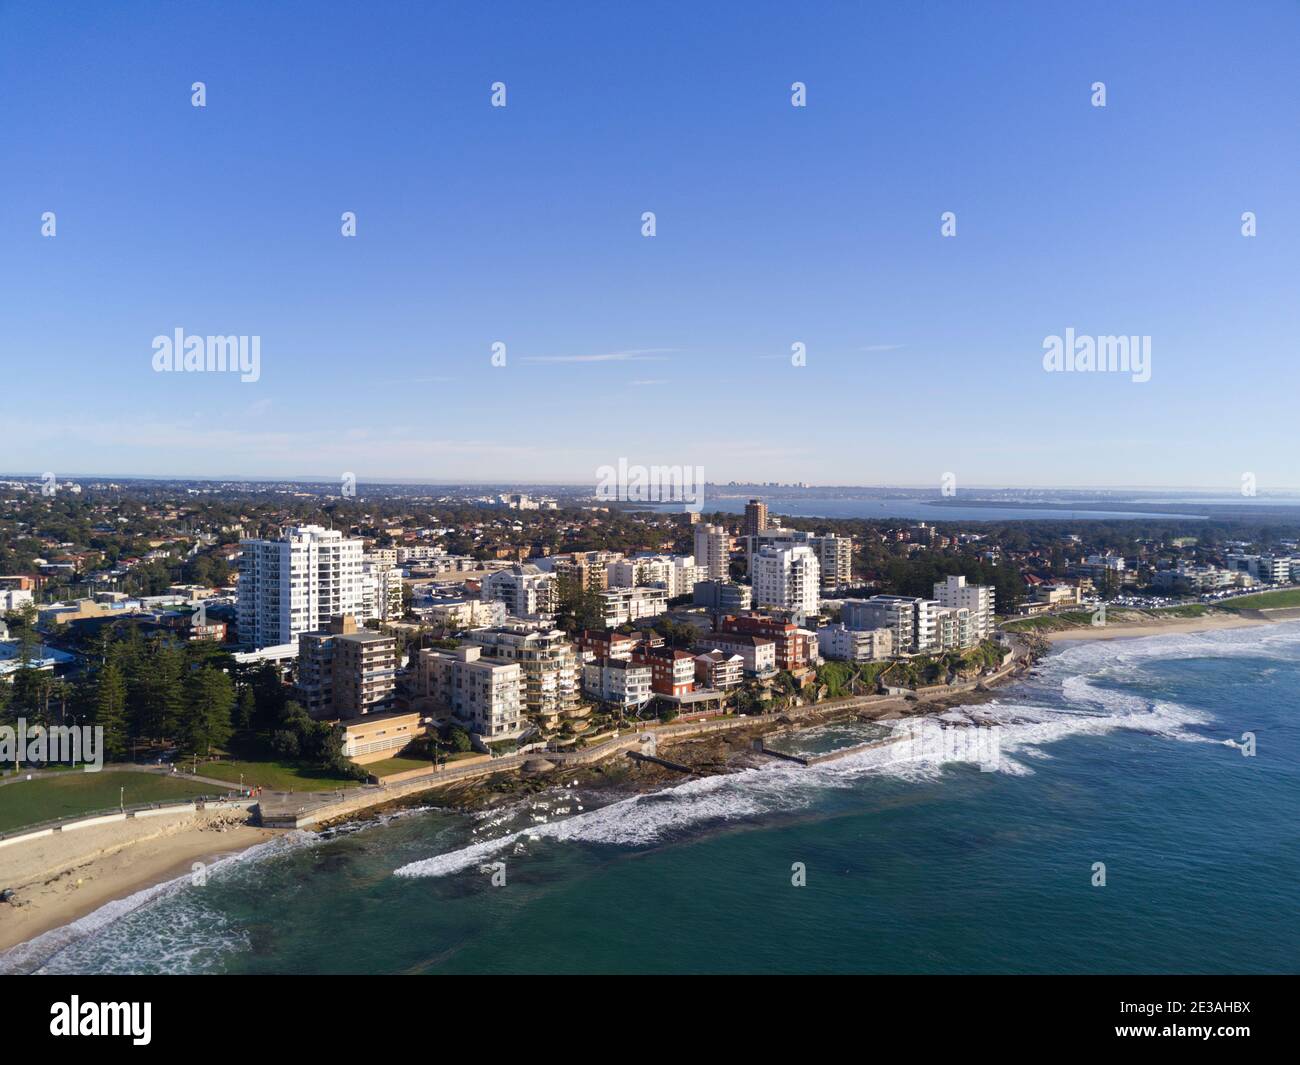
<box><xmin>4</xmin><ymin>622</ymin><xmax>1297</xmax><ymax>975</ymax></box>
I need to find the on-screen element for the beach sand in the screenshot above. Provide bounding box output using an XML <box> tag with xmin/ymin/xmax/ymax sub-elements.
<box><xmin>1043</xmin><ymin>613</ymin><xmax>1271</xmax><ymax>643</ymax></box>
<box><xmin>0</xmin><ymin>809</ymin><xmax>276</xmax><ymax>954</ymax></box>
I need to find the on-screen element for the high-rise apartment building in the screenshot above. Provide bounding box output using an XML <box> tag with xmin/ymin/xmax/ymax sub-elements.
<box><xmin>238</xmin><ymin>525</ymin><xmax>369</xmax><ymax>649</ymax></box>
<box><xmin>693</xmin><ymin>524</ymin><xmax>730</xmax><ymax>581</ymax></box>
<box><xmin>751</xmin><ymin>543</ymin><xmax>820</xmax><ymax>616</ymax></box>
<box><xmin>743</xmin><ymin>499</ymin><xmax>769</xmax><ymax>539</ymax></box>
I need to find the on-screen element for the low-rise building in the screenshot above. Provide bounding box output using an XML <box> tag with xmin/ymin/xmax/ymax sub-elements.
<box><xmin>694</xmin><ymin>649</ymin><xmax>744</xmax><ymax>689</ymax></box>
<box><xmin>632</xmin><ymin>645</ymin><xmax>697</xmax><ymax>697</ymax></box>
<box><xmin>697</xmin><ymin>631</ymin><xmax>776</xmax><ymax>676</ymax></box>
<box><xmin>341</xmin><ymin>711</ymin><xmax>424</xmax><ymax>764</ymax></box>
<box><xmin>816</xmin><ymin>623</ymin><xmax>893</xmax><ymax>662</ymax></box>
<box><xmin>717</xmin><ymin>613</ymin><xmax>817</xmax><ymax>670</ymax></box>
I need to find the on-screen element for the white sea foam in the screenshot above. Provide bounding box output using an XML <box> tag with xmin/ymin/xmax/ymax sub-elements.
<box><xmin>395</xmin><ymin>622</ymin><xmax>1292</xmax><ymax>880</ymax></box>
<box><xmin>0</xmin><ymin>830</ymin><xmax>317</xmax><ymax>975</ymax></box>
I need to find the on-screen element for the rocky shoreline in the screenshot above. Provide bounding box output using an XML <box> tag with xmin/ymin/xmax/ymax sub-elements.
<box><xmin>315</xmin><ymin>671</ymin><xmax>1023</xmax><ymax>831</ymax></box>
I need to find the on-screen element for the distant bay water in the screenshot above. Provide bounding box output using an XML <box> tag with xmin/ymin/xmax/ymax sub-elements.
<box><xmin>692</xmin><ymin>498</ymin><xmax>1205</xmax><ymax>522</ymax></box>
<box><xmin>6</xmin><ymin>621</ymin><xmax>1297</xmax><ymax>975</ymax></box>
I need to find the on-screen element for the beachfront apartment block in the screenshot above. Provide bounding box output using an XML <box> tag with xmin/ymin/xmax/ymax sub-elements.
<box><xmin>932</xmin><ymin>606</ymin><xmax>976</xmax><ymax>652</ymax></box>
<box><xmin>816</xmin><ymin>622</ymin><xmax>893</xmax><ymax>662</ymax></box>
<box><xmin>693</xmin><ymin>524</ymin><xmax>731</xmax><ymax>581</ymax></box>
<box><xmin>582</xmin><ymin>657</ymin><xmax>654</xmax><ymax>711</ymax></box>
<box><xmin>718</xmin><ymin>613</ymin><xmax>818</xmax><ymax>671</ymax></box>
<box><xmin>599</xmin><ymin>586</ymin><xmax>669</xmax><ymax>628</ymax></box>
<box><xmin>479</xmin><ymin>564</ymin><xmax>556</xmax><ymax>619</ymax></box>
<box><xmin>1226</xmin><ymin>553</ymin><xmax>1295</xmax><ymax>585</ymax></box>
<box><xmin>237</xmin><ymin>525</ymin><xmax>370</xmax><ymax>649</ymax></box>
<box><xmin>933</xmin><ymin>575</ymin><xmax>995</xmax><ymax>640</ymax></box>
<box><xmin>632</xmin><ymin>644</ymin><xmax>698</xmax><ymax>696</ymax></box>
<box><xmin>414</xmin><ymin>644</ymin><xmax>525</xmax><ymax>738</ymax></box>
<box><xmin>463</xmin><ymin>625</ymin><xmax>579</xmax><ymax>728</ymax></box>
<box><xmin>750</xmin><ymin>543</ymin><xmax>820</xmax><ymax>616</ymax></box>
<box><xmin>698</xmin><ymin>631</ymin><xmax>777</xmax><ymax>676</ymax></box>
<box><xmin>296</xmin><ymin>615</ymin><xmax>397</xmax><ymax>719</ymax></box>
<box><xmin>694</xmin><ymin>649</ymin><xmax>744</xmax><ymax>689</ymax></box>
<box><xmin>332</xmin><ymin>629</ymin><xmax>399</xmax><ymax>718</ymax></box>
<box><xmin>842</xmin><ymin>595</ymin><xmax>937</xmax><ymax>655</ymax></box>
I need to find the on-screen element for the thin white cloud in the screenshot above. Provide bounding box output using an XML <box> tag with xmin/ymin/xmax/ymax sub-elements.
<box><xmin>861</xmin><ymin>344</ymin><xmax>905</xmax><ymax>352</ymax></box>
<box><xmin>521</xmin><ymin>349</ymin><xmax>673</xmax><ymax>364</ymax></box>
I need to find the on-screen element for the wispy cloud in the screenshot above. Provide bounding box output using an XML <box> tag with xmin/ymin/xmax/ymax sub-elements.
<box><xmin>521</xmin><ymin>349</ymin><xmax>673</xmax><ymax>364</ymax></box>
<box><xmin>630</xmin><ymin>379</ymin><xmax>666</xmax><ymax>386</ymax></box>
<box><xmin>861</xmin><ymin>344</ymin><xmax>905</xmax><ymax>352</ymax></box>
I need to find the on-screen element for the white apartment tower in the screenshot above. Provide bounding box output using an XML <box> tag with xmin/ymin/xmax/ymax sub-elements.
<box><xmin>751</xmin><ymin>543</ymin><xmax>820</xmax><ymax>617</ymax></box>
<box><xmin>933</xmin><ymin>575</ymin><xmax>995</xmax><ymax>640</ymax></box>
<box><xmin>693</xmin><ymin>524</ymin><xmax>730</xmax><ymax>581</ymax></box>
<box><xmin>237</xmin><ymin>525</ymin><xmax>369</xmax><ymax>649</ymax></box>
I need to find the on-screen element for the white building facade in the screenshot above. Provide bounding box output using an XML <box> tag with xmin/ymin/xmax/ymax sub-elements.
<box><xmin>751</xmin><ymin>544</ymin><xmax>820</xmax><ymax>617</ymax></box>
<box><xmin>237</xmin><ymin>525</ymin><xmax>369</xmax><ymax>649</ymax></box>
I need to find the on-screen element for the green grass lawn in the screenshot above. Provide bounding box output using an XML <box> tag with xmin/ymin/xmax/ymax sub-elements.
<box><xmin>1217</xmin><ymin>588</ymin><xmax>1300</xmax><ymax>611</ymax></box>
<box><xmin>0</xmin><ymin>772</ymin><xmax>216</xmax><ymax>834</ymax></box>
<box><xmin>1002</xmin><ymin>611</ymin><xmax>1095</xmax><ymax>632</ymax></box>
<box><xmin>197</xmin><ymin>759</ymin><xmax>362</xmax><ymax>791</ymax></box>
<box><xmin>362</xmin><ymin>754</ymin><xmax>437</xmax><ymax>778</ymax></box>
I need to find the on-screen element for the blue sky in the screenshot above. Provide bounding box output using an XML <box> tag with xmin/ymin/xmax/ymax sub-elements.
<box><xmin>1</xmin><ymin>0</ymin><xmax>1297</xmax><ymax>489</ymax></box>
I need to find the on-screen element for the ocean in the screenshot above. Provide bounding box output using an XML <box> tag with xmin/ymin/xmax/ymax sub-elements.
<box><xmin>4</xmin><ymin>622</ymin><xmax>1298</xmax><ymax>975</ymax></box>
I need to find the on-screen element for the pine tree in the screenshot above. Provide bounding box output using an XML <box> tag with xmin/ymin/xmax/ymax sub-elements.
<box><xmin>94</xmin><ymin>662</ymin><xmax>129</xmax><ymax>761</ymax></box>
<box><xmin>181</xmin><ymin>666</ymin><xmax>235</xmax><ymax>758</ymax></box>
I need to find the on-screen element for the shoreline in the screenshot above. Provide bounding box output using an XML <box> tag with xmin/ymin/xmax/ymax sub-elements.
<box><xmin>5</xmin><ymin>611</ymin><xmax>1291</xmax><ymax>965</ymax></box>
<box><xmin>1040</xmin><ymin>613</ymin><xmax>1275</xmax><ymax>643</ymax></box>
<box><xmin>0</xmin><ymin>810</ymin><xmax>276</xmax><ymax>959</ymax></box>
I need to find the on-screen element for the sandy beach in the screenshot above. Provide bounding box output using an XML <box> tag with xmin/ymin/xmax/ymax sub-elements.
<box><xmin>1</xmin><ymin>609</ymin><xmax>1287</xmax><ymax>964</ymax></box>
<box><xmin>1042</xmin><ymin>612</ymin><xmax>1273</xmax><ymax>643</ymax></box>
<box><xmin>0</xmin><ymin>809</ymin><xmax>276</xmax><ymax>956</ymax></box>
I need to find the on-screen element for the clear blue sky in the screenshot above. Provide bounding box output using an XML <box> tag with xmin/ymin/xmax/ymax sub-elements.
<box><xmin>1</xmin><ymin>0</ymin><xmax>1297</xmax><ymax>489</ymax></box>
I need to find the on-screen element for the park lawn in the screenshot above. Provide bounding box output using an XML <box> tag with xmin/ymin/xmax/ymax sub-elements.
<box><xmin>1149</xmin><ymin>604</ymin><xmax>1212</xmax><ymax>617</ymax></box>
<box><xmin>1002</xmin><ymin>611</ymin><xmax>1095</xmax><ymax>632</ymax></box>
<box><xmin>0</xmin><ymin>771</ymin><xmax>215</xmax><ymax>834</ymax></box>
<box><xmin>198</xmin><ymin>759</ymin><xmax>362</xmax><ymax>791</ymax></box>
<box><xmin>1217</xmin><ymin>589</ymin><xmax>1300</xmax><ymax>611</ymax></box>
<box><xmin>362</xmin><ymin>754</ymin><xmax>436</xmax><ymax>778</ymax></box>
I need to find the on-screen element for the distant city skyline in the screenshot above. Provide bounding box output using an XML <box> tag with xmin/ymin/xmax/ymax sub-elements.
<box><xmin>2</xmin><ymin>2</ymin><xmax>1296</xmax><ymax>488</ymax></box>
